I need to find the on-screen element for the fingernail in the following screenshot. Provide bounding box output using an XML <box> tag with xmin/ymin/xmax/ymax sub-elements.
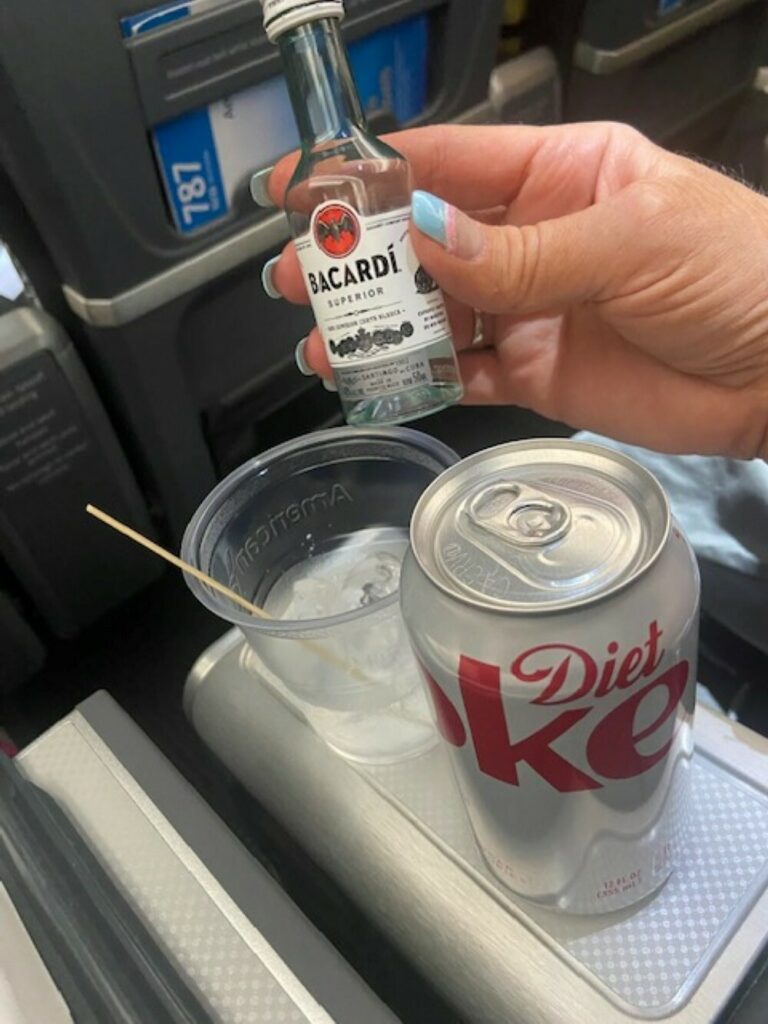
<box><xmin>250</xmin><ymin>167</ymin><xmax>275</xmax><ymax>208</ymax></box>
<box><xmin>294</xmin><ymin>337</ymin><xmax>314</xmax><ymax>376</ymax></box>
<box><xmin>261</xmin><ymin>257</ymin><xmax>282</xmax><ymax>299</ymax></box>
<box><xmin>322</xmin><ymin>378</ymin><xmax>337</xmax><ymax>392</ymax></box>
<box><xmin>412</xmin><ymin>190</ymin><xmax>448</xmax><ymax>245</ymax></box>
<box><xmin>412</xmin><ymin>190</ymin><xmax>484</xmax><ymax>259</ymax></box>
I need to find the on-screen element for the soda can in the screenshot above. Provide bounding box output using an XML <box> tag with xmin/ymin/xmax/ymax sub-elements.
<box><xmin>401</xmin><ymin>439</ymin><xmax>699</xmax><ymax>914</ymax></box>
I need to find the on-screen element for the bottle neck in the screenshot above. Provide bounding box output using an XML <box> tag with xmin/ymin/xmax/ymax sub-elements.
<box><xmin>279</xmin><ymin>18</ymin><xmax>368</xmax><ymax>148</ymax></box>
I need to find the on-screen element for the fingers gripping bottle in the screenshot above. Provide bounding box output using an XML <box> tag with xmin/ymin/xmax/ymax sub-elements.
<box><xmin>261</xmin><ymin>0</ymin><xmax>463</xmax><ymax>425</ymax></box>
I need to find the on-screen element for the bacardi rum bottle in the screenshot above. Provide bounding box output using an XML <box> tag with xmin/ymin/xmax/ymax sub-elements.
<box><xmin>261</xmin><ymin>0</ymin><xmax>463</xmax><ymax>425</ymax></box>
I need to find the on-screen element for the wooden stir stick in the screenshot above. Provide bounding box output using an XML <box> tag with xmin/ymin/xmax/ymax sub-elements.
<box><xmin>85</xmin><ymin>504</ymin><xmax>370</xmax><ymax>683</ymax></box>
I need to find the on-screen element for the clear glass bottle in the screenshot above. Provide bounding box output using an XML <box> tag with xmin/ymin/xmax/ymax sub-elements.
<box><xmin>263</xmin><ymin>0</ymin><xmax>463</xmax><ymax>426</ymax></box>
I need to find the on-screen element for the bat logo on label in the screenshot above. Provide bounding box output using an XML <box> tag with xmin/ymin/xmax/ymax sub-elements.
<box><xmin>314</xmin><ymin>203</ymin><xmax>361</xmax><ymax>259</ymax></box>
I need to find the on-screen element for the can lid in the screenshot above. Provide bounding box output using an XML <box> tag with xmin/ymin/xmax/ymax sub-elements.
<box><xmin>261</xmin><ymin>0</ymin><xmax>344</xmax><ymax>42</ymax></box>
<box><xmin>410</xmin><ymin>440</ymin><xmax>670</xmax><ymax>614</ymax></box>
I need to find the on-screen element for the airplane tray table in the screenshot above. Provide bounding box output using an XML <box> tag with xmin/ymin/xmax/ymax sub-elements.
<box><xmin>12</xmin><ymin>691</ymin><xmax>397</xmax><ymax>1024</ymax></box>
<box><xmin>186</xmin><ymin>630</ymin><xmax>768</xmax><ymax>1024</ymax></box>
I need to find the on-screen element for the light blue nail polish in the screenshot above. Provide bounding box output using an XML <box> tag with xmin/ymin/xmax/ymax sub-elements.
<box><xmin>322</xmin><ymin>378</ymin><xmax>338</xmax><ymax>393</ymax></box>
<box><xmin>412</xmin><ymin>190</ymin><xmax>448</xmax><ymax>246</ymax></box>
<box><xmin>250</xmin><ymin>167</ymin><xmax>275</xmax><ymax>208</ymax></box>
<box><xmin>261</xmin><ymin>256</ymin><xmax>282</xmax><ymax>300</ymax></box>
<box><xmin>294</xmin><ymin>337</ymin><xmax>314</xmax><ymax>376</ymax></box>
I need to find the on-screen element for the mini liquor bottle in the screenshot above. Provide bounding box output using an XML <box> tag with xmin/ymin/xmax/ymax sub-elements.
<box><xmin>261</xmin><ymin>0</ymin><xmax>463</xmax><ymax>425</ymax></box>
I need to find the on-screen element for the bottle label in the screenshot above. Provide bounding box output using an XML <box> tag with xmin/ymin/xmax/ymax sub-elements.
<box><xmin>295</xmin><ymin>202</ymin><xmax>453</xmax><ymax>388</ymax></box>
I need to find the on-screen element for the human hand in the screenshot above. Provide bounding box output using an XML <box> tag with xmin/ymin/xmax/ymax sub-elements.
<box><xmin>264</xmin><ymin>123</ymin><xmax>768</xmax><ymax>459</ymax></box>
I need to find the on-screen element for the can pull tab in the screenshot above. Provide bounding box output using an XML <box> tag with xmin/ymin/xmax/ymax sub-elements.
<box><xmin>465</xmin><ymin>482</ymin><xmax>571</xmax><ymax>547</ymax></box>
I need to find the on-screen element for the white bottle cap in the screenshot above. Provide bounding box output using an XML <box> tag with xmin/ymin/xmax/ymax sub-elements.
<box><xmin>261</xmin><ymin>0</ymin><xmax>345</xmax><ymax>43</ymax></box>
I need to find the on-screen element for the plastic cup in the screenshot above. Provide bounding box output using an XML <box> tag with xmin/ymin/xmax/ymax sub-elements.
<box><xmin>182</xmin><ymin>426</ymin><xmax>458</xmax><ymax>764</ymax></box>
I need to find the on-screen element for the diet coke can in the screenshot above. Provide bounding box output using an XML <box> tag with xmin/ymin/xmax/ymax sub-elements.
<box><xmin>401</xmin><ymin>439</ymin><xmax>699</xmax><ymax>914</ymax></box>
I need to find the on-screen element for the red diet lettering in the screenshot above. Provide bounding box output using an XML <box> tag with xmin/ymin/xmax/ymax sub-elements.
<box><xmin>511</xmin><ymin>621</ymin><xmax>665</xmax><ymax>705</ymax></box>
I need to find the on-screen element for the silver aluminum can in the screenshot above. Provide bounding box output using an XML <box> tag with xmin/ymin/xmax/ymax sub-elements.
<box><xmin>401</xmin><ymin>440</ymin><xmax>699</xmax><ymax>914</ymax></box>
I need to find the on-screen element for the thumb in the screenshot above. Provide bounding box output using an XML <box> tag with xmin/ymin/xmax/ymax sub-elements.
<box><xmin>410</xmin><ymin>189</ymin><xmax>626</xmax><ymax>315</ymax></box>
